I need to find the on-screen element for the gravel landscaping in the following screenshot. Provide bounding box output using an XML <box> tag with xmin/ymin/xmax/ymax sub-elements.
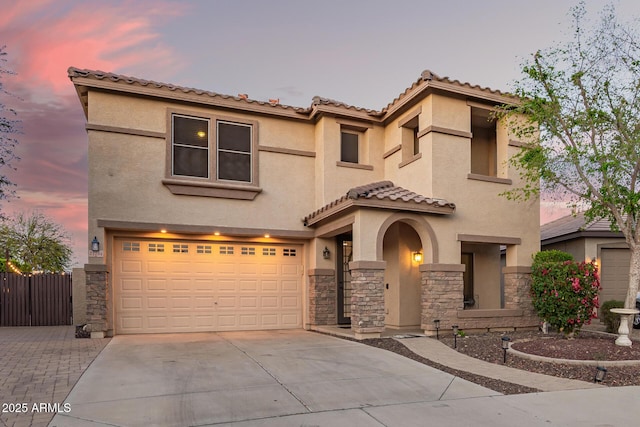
<box><xmin>360</xmin><ymin>329</ymin><xmax>640</xmax><ymax>395</ymax></box>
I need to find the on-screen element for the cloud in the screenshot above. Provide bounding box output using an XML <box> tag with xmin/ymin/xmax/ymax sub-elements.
<box><xmin>0</xmin><ymin>0</ymin><xmax>188</xmax><ymax>266</ymax></box>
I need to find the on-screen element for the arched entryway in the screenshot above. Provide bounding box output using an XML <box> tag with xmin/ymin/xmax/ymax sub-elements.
<box><xmin>382</xmin><ymin>222</ymin><xmax>423</xmax><ymax>330</ymax></box>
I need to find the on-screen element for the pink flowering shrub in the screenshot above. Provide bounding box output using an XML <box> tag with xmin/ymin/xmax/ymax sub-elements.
<box><xmin>531</xmin><ymin>250</ymin><xmax>601</xmax><ymax>336</ymax></box>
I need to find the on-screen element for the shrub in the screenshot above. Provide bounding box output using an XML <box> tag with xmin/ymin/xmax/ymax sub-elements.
<box><xmin>530</xmin><ymin>251</ymin><xmax>600</xmax><ymax>336</ymax></box>
<box><xmin>533</xmin><ymin>250</ymin><xmax>574</xmax><ymax>264</ymax></box>
<box><xmin>601</xmin><ymin>300</ymin><xmax>624</xmax><ymax>333</ymax></box>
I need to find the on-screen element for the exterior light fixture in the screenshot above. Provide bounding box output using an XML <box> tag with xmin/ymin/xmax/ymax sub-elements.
<box><xmin>452</xmin><ymin>325</ymin><xmax>459</xmax><ymax>349</ymax></box>
<box><xmin>160</xmin><ymin>229</ymin><xmax>167</xmax><ymax>234</ymax></box>
<box><xmin>264</xmin><ymin>234</ymin><xmax>270</xmax><ymax>238</ymax></box>
<box><xmin>501</xmin><ymin>336</ymin><xmax>511</xmax><ymax>363</ymax></box>
<box><xmin>91</xmin><ymin>236</ymin><xmax>100</xmax><ymax>252</ymax></box>
<box><xmin>434</xmin><ymin>319</ymin><xmax>440</xmax><ymax>340</ymax></box>
<box><xmin>594</xmin><ymin>366</ymin><xmax>607</xmax><ymax>383</ymax></box>
<box><xmin>197</xmin><ymin>131</ymin><xmax>206</xmax><ymax>138</ymax></box>
<box><xmin>322</xmin><ymin>247</ymin><xmax>330</xmax><ymax>260</ymax></box>
<box><xmin>412</xmin><ymin>251</ymin><xmax>423</xmax><ymax>263</ymax></box>
<box><xmin>214</xmin><ymin>231</ymin><xmax>220</xmax><ymax>236</ymax></box>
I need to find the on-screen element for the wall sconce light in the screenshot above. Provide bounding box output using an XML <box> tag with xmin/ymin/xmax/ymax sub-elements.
<box><xmin>594</xmin><ymin>366</ymin><xmax>607</xmax><ymax>383</ymax></box>
<box><xmin>452</xmin><ymin>324</ymin><xmax>459</xmax><ymax>349</ymax></box>
<box><xmin>434</xmin><ymin>319</ymin><xmax>440</xmax><ymax>340</ymax></box>
<box><xmin>412</xmin><ymin>251</ymin><xmax>423</xmax><ymax>263</ymax></box>
<box><xmin>501</xmin><ymin>336</ymin><xmax>511</xmax><ymax>363</ymax></box>
<box><xmin>322</xmin><ymin>247</ymin><xmax>330</xmax><ymax>260</ymax></box>
<box><xmin>91</xmin><ymin>236</ymin><xmax>100</xmax><ymax>252</ymax></box>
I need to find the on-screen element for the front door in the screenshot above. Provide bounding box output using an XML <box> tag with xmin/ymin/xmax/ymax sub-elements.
<box><xmin>336</xmin><ymin>234</ymin><xmax>353</xmax><ymax>325</ymax></box>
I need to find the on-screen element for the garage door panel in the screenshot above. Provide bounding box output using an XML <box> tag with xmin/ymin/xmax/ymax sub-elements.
<box><xmin>240</xmin><ymin>296</ymin><xmax>258</xmax><ymax>308</ymax></box>
<box><xmin>146</xmin><ymin>261</ymin><xmax>167</xmax><ymax>274</ymax></box>
<box><xmin>121</xmin><ymin>260</ymin><xmax>143</xmax><ymax>273</ymax></box>
<box><xmin>218</xmin><ymin>296</ymin><xmax>237</xmax><ymax>308</ymax></box>
<box><xmin>282</xmin><ymin>296</ymin><xmax>300</xmax><ymax>309</ymax></box>
<box><xmin>115</xmin><ymin>240</ymin><xmax>302</xmax><ymax>334</ymax></box>
<box><xmin>121</xmin><ymin>279</ymin><xmax>142</xmax><ymax>292</ymax></box>
<box><xmin>238</xmin><ymin>263</ymin><xmax>259</xmax><ymax>275</ymax></box>
<box><xmin>261</xmin><ymin>280</ymin><xmax>278</xmax><ymax>292</ymax></box>
<box><xmin>240</xmin><ymin>280</ymin><xmax>258</xmax><ymax>291</ymax></box>
<box><xmin>218</xmin><ymin>279</ymin><xmax>237</xmax><ymax>292</ymax></box>
<box><xmin>195</xmin><ymin>297</ymin><xmax>215</xmax><ymax>308</ymax></box>
<box><xmin>282</xmin><ymin>280</ymin><xmax>299</xmax><ymax>292</ymax></box>
<box><xmin>147</xmin><ymin>279</ymin><xmax>167</xmax><ymax>291</ymax></box>
<box><xmin>261</xmin><ymin>264</ymin><xmax>278</xmax><ymax>275</ymax></box>
<box><xmin>147</xmin><ymin>297</ymin><xmax>168</xmax><ymax>309</ymax></box>
<box><xmin>261</xmin><ymin>296</ymin><xmax>278</xmax><ymax>308</ymax></box>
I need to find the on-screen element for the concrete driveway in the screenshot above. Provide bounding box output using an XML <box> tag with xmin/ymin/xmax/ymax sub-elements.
<box><xmin>49</xmin><ymin>330</ymin><xmax>498</xmax><ymax>426</ymax></box>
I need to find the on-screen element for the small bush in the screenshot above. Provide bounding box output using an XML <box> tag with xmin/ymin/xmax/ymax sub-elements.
<box><xmin>533</xmin><ymin>250</ymin><xmax>574</xmax><ymax>264</ymax></box>
<box><xmin>601</xmin><ymin>300</ymin><xmax>624</xmax><ymax>333</ymax></box>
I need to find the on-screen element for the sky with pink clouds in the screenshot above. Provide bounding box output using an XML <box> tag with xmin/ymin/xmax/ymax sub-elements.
<box><xmin>1</xmin><ymin>0</ymin><xmax>639</xmax><ymax>267</ymax></box>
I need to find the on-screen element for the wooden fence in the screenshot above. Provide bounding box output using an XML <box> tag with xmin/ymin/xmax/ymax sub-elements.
<box><xmin>0</xmin><ymin>273</ymin><xmax>73</xmax><ymax>326</ymax></box>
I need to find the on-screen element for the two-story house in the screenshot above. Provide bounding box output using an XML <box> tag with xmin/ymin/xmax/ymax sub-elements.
<box><xmin>69</xmin><ymin>68</ymin><xmax>540</xmax><ymax>338</ymax></box>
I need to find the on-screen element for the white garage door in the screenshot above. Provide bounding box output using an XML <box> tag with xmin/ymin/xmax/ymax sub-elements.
<box><xmin>114</xmin><ymin>239</ymin><xmax>303</xmax><ymax>334</ymax></box>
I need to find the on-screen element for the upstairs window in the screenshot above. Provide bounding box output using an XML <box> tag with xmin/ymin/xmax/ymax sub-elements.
<box><xmin>167</xmin><ymin>111</ymin><xmax>259</xmax><ymax>195</ymax></box>
<box><xmin>172</xmin><ymin>115</ymin><xmax>209</xmax><ymax>179</ymax></box>
<box><xmin>340</xmin><ymin>131</ymin><xmax>359</xmax><ymax>163</ymax></box>
<box><xmin>217</xmin><ymin>121</ymin><xmax>252</xmax><ymax>182</ymax></box>
<box><xmin>470</xmin><ymin>107</ymin><xmax>497</xmax><ymax>177</ymax></box>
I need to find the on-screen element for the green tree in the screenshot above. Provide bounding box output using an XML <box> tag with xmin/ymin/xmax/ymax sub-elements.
<box><xmin>499</xmin><ymin>3</ymin><xmax>640</xmax><ymax>313</ymax></box>
<box><xmin>0</xmin><ymin>46</ymin><xmax>19</xmax><ymax>208</ymax></box>
<box><xmin>0</xmin><ymin>211</ymin><xmax>72</xmax><ymax>273</ymax></box>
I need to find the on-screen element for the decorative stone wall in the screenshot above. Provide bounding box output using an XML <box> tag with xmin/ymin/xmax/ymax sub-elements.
<box><xmin>420</xmin><ymin>264</ymin><xmax>465</xmax><ymax>332</ymax></box>
<box><xmin>349</xmin><ymin>261</ymin><xmax>386</xmax><ymax>338</ymax></box>
<box><xmin>85</xmin><ymin>264</ymin><xmax>109</xmax><ymax>337</ymax></box>
<box><xmin>420</xmin><ymin>264</ymin><xmax>539</xmax><ymax>333</ymax></box>
<box><xmin>308</xmin><ymin>269</ymin><xmax>337</xmax><ymax>326</ymax></box>
<box><xmin>503</xmin><ymin>266</ymin><xmax>539</xmax><ymax>328</ymax></box>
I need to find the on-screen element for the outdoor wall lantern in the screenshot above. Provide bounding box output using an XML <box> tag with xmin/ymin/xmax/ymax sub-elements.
<box><xmin>434</xmin><ymin>319</ymin><xmax>440</xmax><ymax>340</ymax></box>
<box><xmin>452</xmin><ymin>324</ymin><xmax>459</xmax><ymax>349</ymax></box>
<box><xmin>501</xmin><ymin>336</ymin><xmax>511</xmax><ymax>364</ymax></box>
<box><xmin>594</xmin><ymin>366</ymin><xmax>607</xmax><ymax>383</ymax></box>
<box><xmin>91</xmin><ymin>236</ymin><xmax>100</xmax><ymax>252</ymax></box>
<box><xmin>322</xmin><ymin>247</ymin><xmax>330</xmax><ymax>260</ymax></box>
<box><xmin>412</xmin><ymin>251</ymin><xmax>423</xmax><ymax>263</ymax></box>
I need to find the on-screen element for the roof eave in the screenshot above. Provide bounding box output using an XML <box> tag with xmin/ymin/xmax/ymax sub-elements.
<box><xmin>68</xmin><ymin>75</ymin><xmax>312</xmax><ymax>122</ymax></box>
<box><xmin>303</xmin><ymin>198</ymin><xmax>454</xmax><ymax>228</ymax></box>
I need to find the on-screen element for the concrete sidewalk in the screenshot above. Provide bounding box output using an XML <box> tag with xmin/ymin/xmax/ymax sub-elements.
<box><xmin>397</xmin><ymin>336</ymin><xmax>602</xmax><ymax>392</ymax></box>
<box><xmin>0</xmin><ymin>326</ymin><xmax>110</xmax><ymax>427</ymax></box>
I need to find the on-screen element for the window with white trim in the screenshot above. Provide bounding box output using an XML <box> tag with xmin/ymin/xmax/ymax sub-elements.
<box><xmin>172</xmin><ymin>244</ymin><xmax>189</xmax><ymax>253</ymax></box>
<box><xmin>219</xmin><ymin>246</ymin><xmax>234</xmax><ymax>255</ymax></box>
<box><xmin>262</xmin><ymin>247</ymin><xmax>276</xmax><ymax>256</ymax></box>
<box><xmin>123</xmin><ymin>242</ymin><xmax>140</xmax><ymax>252</ymax></box>
<box><xmin>148</xmin><ymin>243</ymin><xmax>165</xmax><ymax>253</ymax></box>
<box><xmin>283</xmin><ymin>248</ymin><xmax>297</xmax><ymax>257</ymax></box>
<box><xmin>241</xmin><ymin>247</ymin><xmax>256</xmax><ymax>255</ymax></box>
<box><xmin>196</xmin><ymin>245</ymin><xmax>212</xmax><ymax>254</ymax></box>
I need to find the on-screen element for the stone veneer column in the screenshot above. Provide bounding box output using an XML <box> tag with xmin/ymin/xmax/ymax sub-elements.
<box><xmin>420</xmin><ymin>263</ymin><xmax>465</xmax><ymax>334</ymax></box>
<box><xmin>307</xmin><ymin>269</ymin><xmax>337</xmax><ymax>326</ymax></box>
<box><xmin>85</xmin><ymin>264</ymin><xmax>109</xmax><ymax>338</ymax></box>
<box><xmin>503</xmin><ymin>266</ymin><xmax>538</xmax><ymax>327</ymax></box>
<box><xmin>349</xmin><ymin>260</ymin><xmax>386</xmax><ymax>339</ymax></box>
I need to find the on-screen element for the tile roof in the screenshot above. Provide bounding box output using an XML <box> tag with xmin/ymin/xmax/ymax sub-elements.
<box><xmin>67</xmin><ymin>67</ymin><xmax>308</xmax><ymax>113</ymax></box>
<box><xmin>541</xmin><ymin>212</ymin><xmax>622</xmax><ymax>242</ymax></box>
<box><xmin>68</xmin><ymin>67</ymin><xmax>514</xmax><ymax>121</ymax></box>
<box><xmin>303</xmin><ymin>181</ymin><xmax>455</xmax><ymax>226</ymax></box>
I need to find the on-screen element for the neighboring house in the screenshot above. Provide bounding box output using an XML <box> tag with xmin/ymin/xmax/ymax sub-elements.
<box><xmin>541</xmin><ymin>212</ymin><xmax>630</xmax><ymax>309</ymax></box>
<box><xmin>69</xmin><ymin>68</ymin><xmax>540</xmax><ymax>339</ymax></box>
